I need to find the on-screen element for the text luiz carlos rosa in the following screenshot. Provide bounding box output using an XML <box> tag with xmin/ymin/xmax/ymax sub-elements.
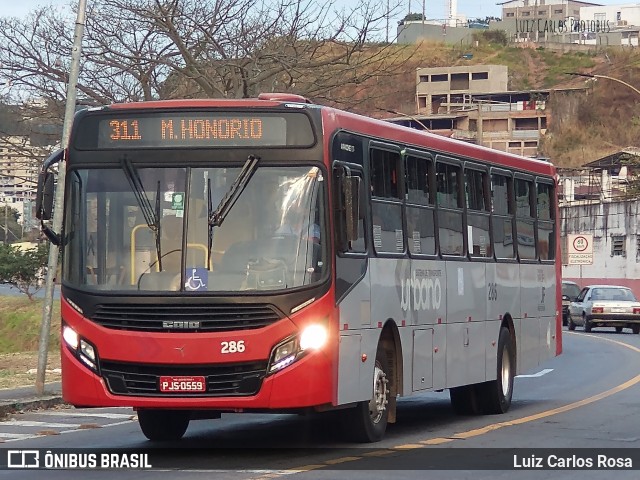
<box><xmin>514</xmin><ymin>454</ymin><xmax>633</xmax><ymax>469</ymax></box>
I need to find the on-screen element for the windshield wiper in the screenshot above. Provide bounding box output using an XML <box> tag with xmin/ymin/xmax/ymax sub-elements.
<box><xmin>121</xmin><ymin>157</ymin><xmax>163</xmax><ymax>271</ymax></box>
<box><xmin>207</xmin><ymin>154</ymin><xmax>260</xmax><ymax>268</ymax></box>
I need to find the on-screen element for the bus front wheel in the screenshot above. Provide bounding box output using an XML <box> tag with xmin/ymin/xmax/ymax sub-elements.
<box><xmin>346</xmin><ymin>347</ymin><xmax>390</xmax><ymax>442</ymax></box>
<box><xmin>137</xmin><ymin>409</ymin><xmax>190</xmax><ymax>441</ymax></box>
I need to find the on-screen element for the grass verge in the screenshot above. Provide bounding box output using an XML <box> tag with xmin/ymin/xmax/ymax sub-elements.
<box><xmin>0</xmin><ymin>295</ymin><xmax>62</xmax><ymax>390</ymax></box>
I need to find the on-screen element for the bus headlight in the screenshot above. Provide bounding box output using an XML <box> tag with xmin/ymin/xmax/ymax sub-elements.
<box><xmin>267</xmin><ymin>323</ymin><xmax>329</xmax><ymax>375</ymax></box>
<box><xmin>62</xmin><ymin>323</ymin><xmax>99</xmax><ymax>373</ymax></box>
<box><xmin>269</xmin><ymin>337</ymin><xmax>297</xmax><ymax>373</ymax></box>
<box><xmin>62</xmin><ymin>325</ymin><xmax>79</xmax><ymax>350</ymax></box>
<box><xmin>79</xmin><ymin>340</ymin><xmax>97</xmax><ymax>370</ymax></box>
<box><xmin>300</xmin><ymin>324</ymin><xmax>328</xmax><ymax>351</ymax></box>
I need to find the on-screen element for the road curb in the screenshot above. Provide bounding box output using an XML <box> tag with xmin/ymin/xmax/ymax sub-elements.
<box><xmin>0</xmin><ymin>395</ymin><xmax>66</xmax><ymax>419</ymax></box>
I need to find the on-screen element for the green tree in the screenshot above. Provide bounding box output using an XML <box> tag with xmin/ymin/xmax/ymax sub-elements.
<box><xmin>0</xmin><ymin>205</ymin><xmax>22</xmax><ymax>243</ymax></box>
<box><xmin>0</xmin><ymin>243</ymin><xmax>49</xmax><ymax>300</ymax></box>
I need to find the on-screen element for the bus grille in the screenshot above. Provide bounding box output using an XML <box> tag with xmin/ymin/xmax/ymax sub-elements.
<box><xmin>91</xmin><ymin>303</ymin><xmax>282</xmax><ymax>332</ymax></box>
<box><xmin>100</xmin><ymin>360</ymin><xmax>267</xmax><ymax>397</ymax></box>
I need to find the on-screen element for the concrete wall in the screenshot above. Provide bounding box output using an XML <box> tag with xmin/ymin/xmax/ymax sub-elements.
<box><xmin>397</xmin><ymin>22</ymin><xmax>477</xmax><ymax>45</ymax></box>
<box><xmin>561</xmin><ymin>199</ymin><xmax>640</xmax><ymax>296</ymax></box>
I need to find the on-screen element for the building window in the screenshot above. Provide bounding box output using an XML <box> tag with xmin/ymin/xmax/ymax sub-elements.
<box><xmin>538</xmin><ymin>10</ymin><xmax>546</xmax><ymax>15</ymax></box>
<box><xmin>611</xmin><ymin>235</ymin><xmax>626</xmax><ymax>257</ymax></box>
<box><xmin>554</xmin><ymin>9</ymin><xmax>563</xmax><ymax>14</ymax></box>
<box><xmin>522</xmin><ymin>11</ymin><xmax>531</xmax><ymax>16</ymax></box>
<box><xmin>431</xmin><ymin>74</ymin><xmax>447</xmax><ymax>82</ymax></box>
<box><xmin>419</xmin><ymin>75</ymin><xmax>428</xmax><ymax>82</ymax></box>
<box><xmin>472</xmin><ymin>72</ymin><xmax>488</xmax><ymax>80</ymax></box>
<box><xmin>506</xmin><ymin>12</ymin><xmax>514</xmax><ymax>17</ymax></box>
<box><xmin>636</xmin><ymin>235</ymin><xmax>640</xmax><ymax>262</ymax></box>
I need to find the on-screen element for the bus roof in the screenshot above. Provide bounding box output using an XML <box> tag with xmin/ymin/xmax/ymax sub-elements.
<box><xmin>101</xmin><ymin>97</ymin><xmax>555</xmax><ymax>177</ymax></box>
<box><xmin>320</xmin><ymin>106</ymin><xmax>556</xmax><ymax>177</ymax></box>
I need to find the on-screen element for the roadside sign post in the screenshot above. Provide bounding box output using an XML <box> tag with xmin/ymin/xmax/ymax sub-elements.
<box><xmin>567</xmin><ymin>234</ymin><xmax>593</xmax><ymax>265</ymax></box>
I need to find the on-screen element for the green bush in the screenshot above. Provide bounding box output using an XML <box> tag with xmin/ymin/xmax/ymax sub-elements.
<box><xmin>0</xmin><ymin>243</ymin><xmax>49</xmax><ymax>300</ymax></box>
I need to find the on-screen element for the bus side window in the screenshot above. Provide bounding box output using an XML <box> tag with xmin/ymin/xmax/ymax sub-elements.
<box><xmin>405</xmin><ymin>155</ymin><xmax>436</xmax><ymax>256</ymax></box>
<box><xmin>466</xmin><ymin>167</ymin><xmax>491</xmax><ymax>258</ymax></box>
<box><xmin>436</xmin><ymin>160</ymin><xmax>463</xmax><ymax>256</ymax></box>
<box><xmin>371</xmin><ymin>148</ymin><xmax>403</xmax><ymax>254</ymax></box>
<box><xmin>515</xmin><ymin>177</ymin><xmax>536</xmax><ymax>260</ymax></box>
<box><xmin>491</xmin><ymin>173</ymin><xmax>515</xmax><ymax>260</ymax></box>
<box><xmin>335</xmin><ymin>167</ymin><xmax>366</xmax><ymax>254</ymax></box>
<box><xmin>536</xmin><ymin>181</ymin><xmax>555</xmax><ymax>261</ymax></box>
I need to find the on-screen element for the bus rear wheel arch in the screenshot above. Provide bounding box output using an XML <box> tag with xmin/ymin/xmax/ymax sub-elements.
<box><xmin>450</xmin><ymin>324</ymin><xmax>515</xmax><ymax>415</ymax></box>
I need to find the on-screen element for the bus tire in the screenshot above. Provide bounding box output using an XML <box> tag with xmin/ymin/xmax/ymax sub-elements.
<box><xmin>346</xmin><ymin>347</ymin><xmax>390</xmax><ymax>442</ymax></box>
<box><xmin>449</xmin><ymin>384</ymin><xmax>481</xmax><ymax>415</ymax></box>
<box><xmin>478</xmin><ymin>327</ymin><xmax>515</xmax><ymax>414</ymax></box>
<box><xmin>137</xmin><ymin>409</ymin><xmax>190</xmax><ymax>441</ymax></box>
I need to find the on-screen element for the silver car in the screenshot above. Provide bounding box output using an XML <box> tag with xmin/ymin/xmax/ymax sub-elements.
<box><xmin>568</xmin><ymin>285</ymin><xmax>640</xmax><ymax>334</ymax></box>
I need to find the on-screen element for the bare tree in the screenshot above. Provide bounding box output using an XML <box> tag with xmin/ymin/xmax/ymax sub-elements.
<box><xmin>1</xmin><ymin>0</ymin><xmax>410</xmax><ymax>106</ymax></box>
<box><xmin>0</xmin><ymin>0</ymin><xmax>413</xmax><ymax>183</ymax></box>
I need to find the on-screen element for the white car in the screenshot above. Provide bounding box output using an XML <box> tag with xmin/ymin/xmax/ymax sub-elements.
<box><xmin>568</xmin><ymin>285</ymin><xmax>640</xmax><ymax>334</ymax></box>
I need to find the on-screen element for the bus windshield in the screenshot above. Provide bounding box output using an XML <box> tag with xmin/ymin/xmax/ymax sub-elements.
<box><xmin>62</xmin><ymin>164</ymin><xmax>327</xmax><ymax>293</ymax></box>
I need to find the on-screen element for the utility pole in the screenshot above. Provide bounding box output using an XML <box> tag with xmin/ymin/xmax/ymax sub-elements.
<box><xmin>36</xmin><ymin>0</ymin><xmax>87</xmax><ymax>395</ymax></box>
<box><xmin>566</xmin><ymin>72</ymin><xmax>640</xmax><ymax>98</ymax></box>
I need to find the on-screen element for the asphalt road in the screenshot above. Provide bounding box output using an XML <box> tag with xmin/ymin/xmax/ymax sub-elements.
<box><xmin>1</xmin><ymin>327</ymin><xmax>639</xmax><ymax>479</ymax></box>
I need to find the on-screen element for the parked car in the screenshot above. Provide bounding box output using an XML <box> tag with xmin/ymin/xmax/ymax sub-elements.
<box><xmin>568</xmin><ymin>285</ymin><xmax>640</xmax><ymax>334</ymax></box>
<box><xmin>561</xmin><ymin>280</ymin><xmax>581</xmax><ymax>326</ymax></box>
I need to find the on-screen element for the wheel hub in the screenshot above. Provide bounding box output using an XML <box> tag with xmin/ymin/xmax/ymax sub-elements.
<box><xmin>368</xmin><ymin>364</ymin><xmax>388</xmax><ymax>424</ymax></box>
<box><xmin>501</xmin><ymin>345</ymin><xmax>511</xmax><ymax>397</ymax></box>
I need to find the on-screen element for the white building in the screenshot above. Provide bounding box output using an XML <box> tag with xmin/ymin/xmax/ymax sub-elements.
<box><xmin>560</xmin><ymin>158</ymin><xmax>640</xmax><ymax>295</ymax></box>
<box><xmin>0</xmin><ymin>135</ymin><xmax>42</xmax><ymax>228</ymax></box>
<box><xmin>581</xmin><ymin>3</ymin><xmax>640</xmax><ymax>27</ymax></box>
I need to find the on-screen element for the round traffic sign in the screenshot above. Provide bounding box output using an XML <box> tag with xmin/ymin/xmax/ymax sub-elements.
<box><xmin>572</xmin><ymin>235</ymin><xmax>589</xmax><ymax>252</ymax></box>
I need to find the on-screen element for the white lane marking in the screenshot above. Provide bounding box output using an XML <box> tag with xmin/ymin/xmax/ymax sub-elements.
<box><xmin>36</xmin><ymin>411</ymin><xmax>134</xmax><ymax>419</ymax></box>
<box><xmin>1</xmin><ymin>418</ymin><xmax>137</xmax><ymax>443</ymax></box>
<box><xmin>2</xmin><ymin>420</ymin><xmax>81</xmax><ymax>428</ymax></box>
<box><xmin>0</xmin><ymin>432</ymin><xmax>36</xmax><ymax>440</ymax></box>
<box><xmin>517</xmin><ymin>368</ymin><xmax>554</xmax><ymax>378</ymax></box>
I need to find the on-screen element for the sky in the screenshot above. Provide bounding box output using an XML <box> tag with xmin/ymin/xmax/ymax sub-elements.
<box><xmin>0</xmin><ymin>0</ymin><xmax>632</xmax><ymax>23</ymax></box>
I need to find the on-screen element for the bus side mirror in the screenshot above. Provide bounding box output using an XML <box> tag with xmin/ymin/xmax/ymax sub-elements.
<box><xmin>343</xmin><ymin>176</ymin><xmax>360</xmax><ymax>242</ymax></box>
<box><xmin>36</xmin><ymin>171</ymin><xmax>55</xmax><ymax>221</ymax></box>
<box><xmin>35</xmin><ymin>149</ymin><xmax>64</xmax><ymax>245</ymax></box>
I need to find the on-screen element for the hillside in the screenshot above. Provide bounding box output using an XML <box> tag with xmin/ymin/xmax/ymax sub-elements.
<box><xmin>340</xmin><ymin>38</ymin><xmax>640</xmax><ymax>168</ymax></box>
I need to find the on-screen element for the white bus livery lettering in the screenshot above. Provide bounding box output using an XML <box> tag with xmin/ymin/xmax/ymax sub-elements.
<box><xmin>401</xmin><ymin>270</ymin><xmax>442</xmax><ymax>311</ymax></box>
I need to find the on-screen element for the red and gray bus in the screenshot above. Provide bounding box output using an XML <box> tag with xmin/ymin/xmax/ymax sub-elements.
<box><xmin>36</xmin><ymin>94</ymin><xmax>561</xmax><ymax>442</ymax></box>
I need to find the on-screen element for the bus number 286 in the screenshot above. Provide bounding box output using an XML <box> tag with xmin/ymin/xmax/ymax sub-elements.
<box><xmin>221</xmin><ymin>340</ymin><xmax>246</xmax><ymax>353</ymax></box>
<box><xmin>488</xmin><ymin>282</ymin><xmax>498</xmax><ymax>301</ymax></box>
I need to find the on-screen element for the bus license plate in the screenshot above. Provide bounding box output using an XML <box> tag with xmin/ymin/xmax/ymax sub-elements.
<box><xmin>159</xmin><ymin>376</ymin><xmax>206</xmax><ymax>393</ymax></box>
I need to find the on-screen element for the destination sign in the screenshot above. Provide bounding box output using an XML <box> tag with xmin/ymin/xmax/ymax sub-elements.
<box><xmin>72</xmin><ymin>111</ymin><xmax>315</xmax><ymax>149</ymax></box>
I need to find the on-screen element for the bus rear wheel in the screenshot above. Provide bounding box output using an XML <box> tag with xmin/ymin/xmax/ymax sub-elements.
<box><xmin>346</xmin><ymin>347</ymin><xmax>390</xmax><ymax>442</ymax></box>
<box><xmin>137</xmin><ymin>409</ymin><xmax>190</xmax><ymax>441</ymax></box>
<box><xmin>478</xmin><ymin>327</ymin><xmax>515</xmax><ymax>414</ymax></box>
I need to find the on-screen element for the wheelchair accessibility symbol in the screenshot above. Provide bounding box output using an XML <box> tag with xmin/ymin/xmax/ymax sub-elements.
<box><xmin>185</xmin><ymin>268</ymin><xmax>208</xmax><ymax>291</ymax></box>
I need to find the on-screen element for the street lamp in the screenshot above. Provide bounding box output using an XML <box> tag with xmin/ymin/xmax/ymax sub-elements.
<box><xmin>565</xmin><ymin>72</ymin><xmax>640</xmax><ymax>98</ymax></box>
